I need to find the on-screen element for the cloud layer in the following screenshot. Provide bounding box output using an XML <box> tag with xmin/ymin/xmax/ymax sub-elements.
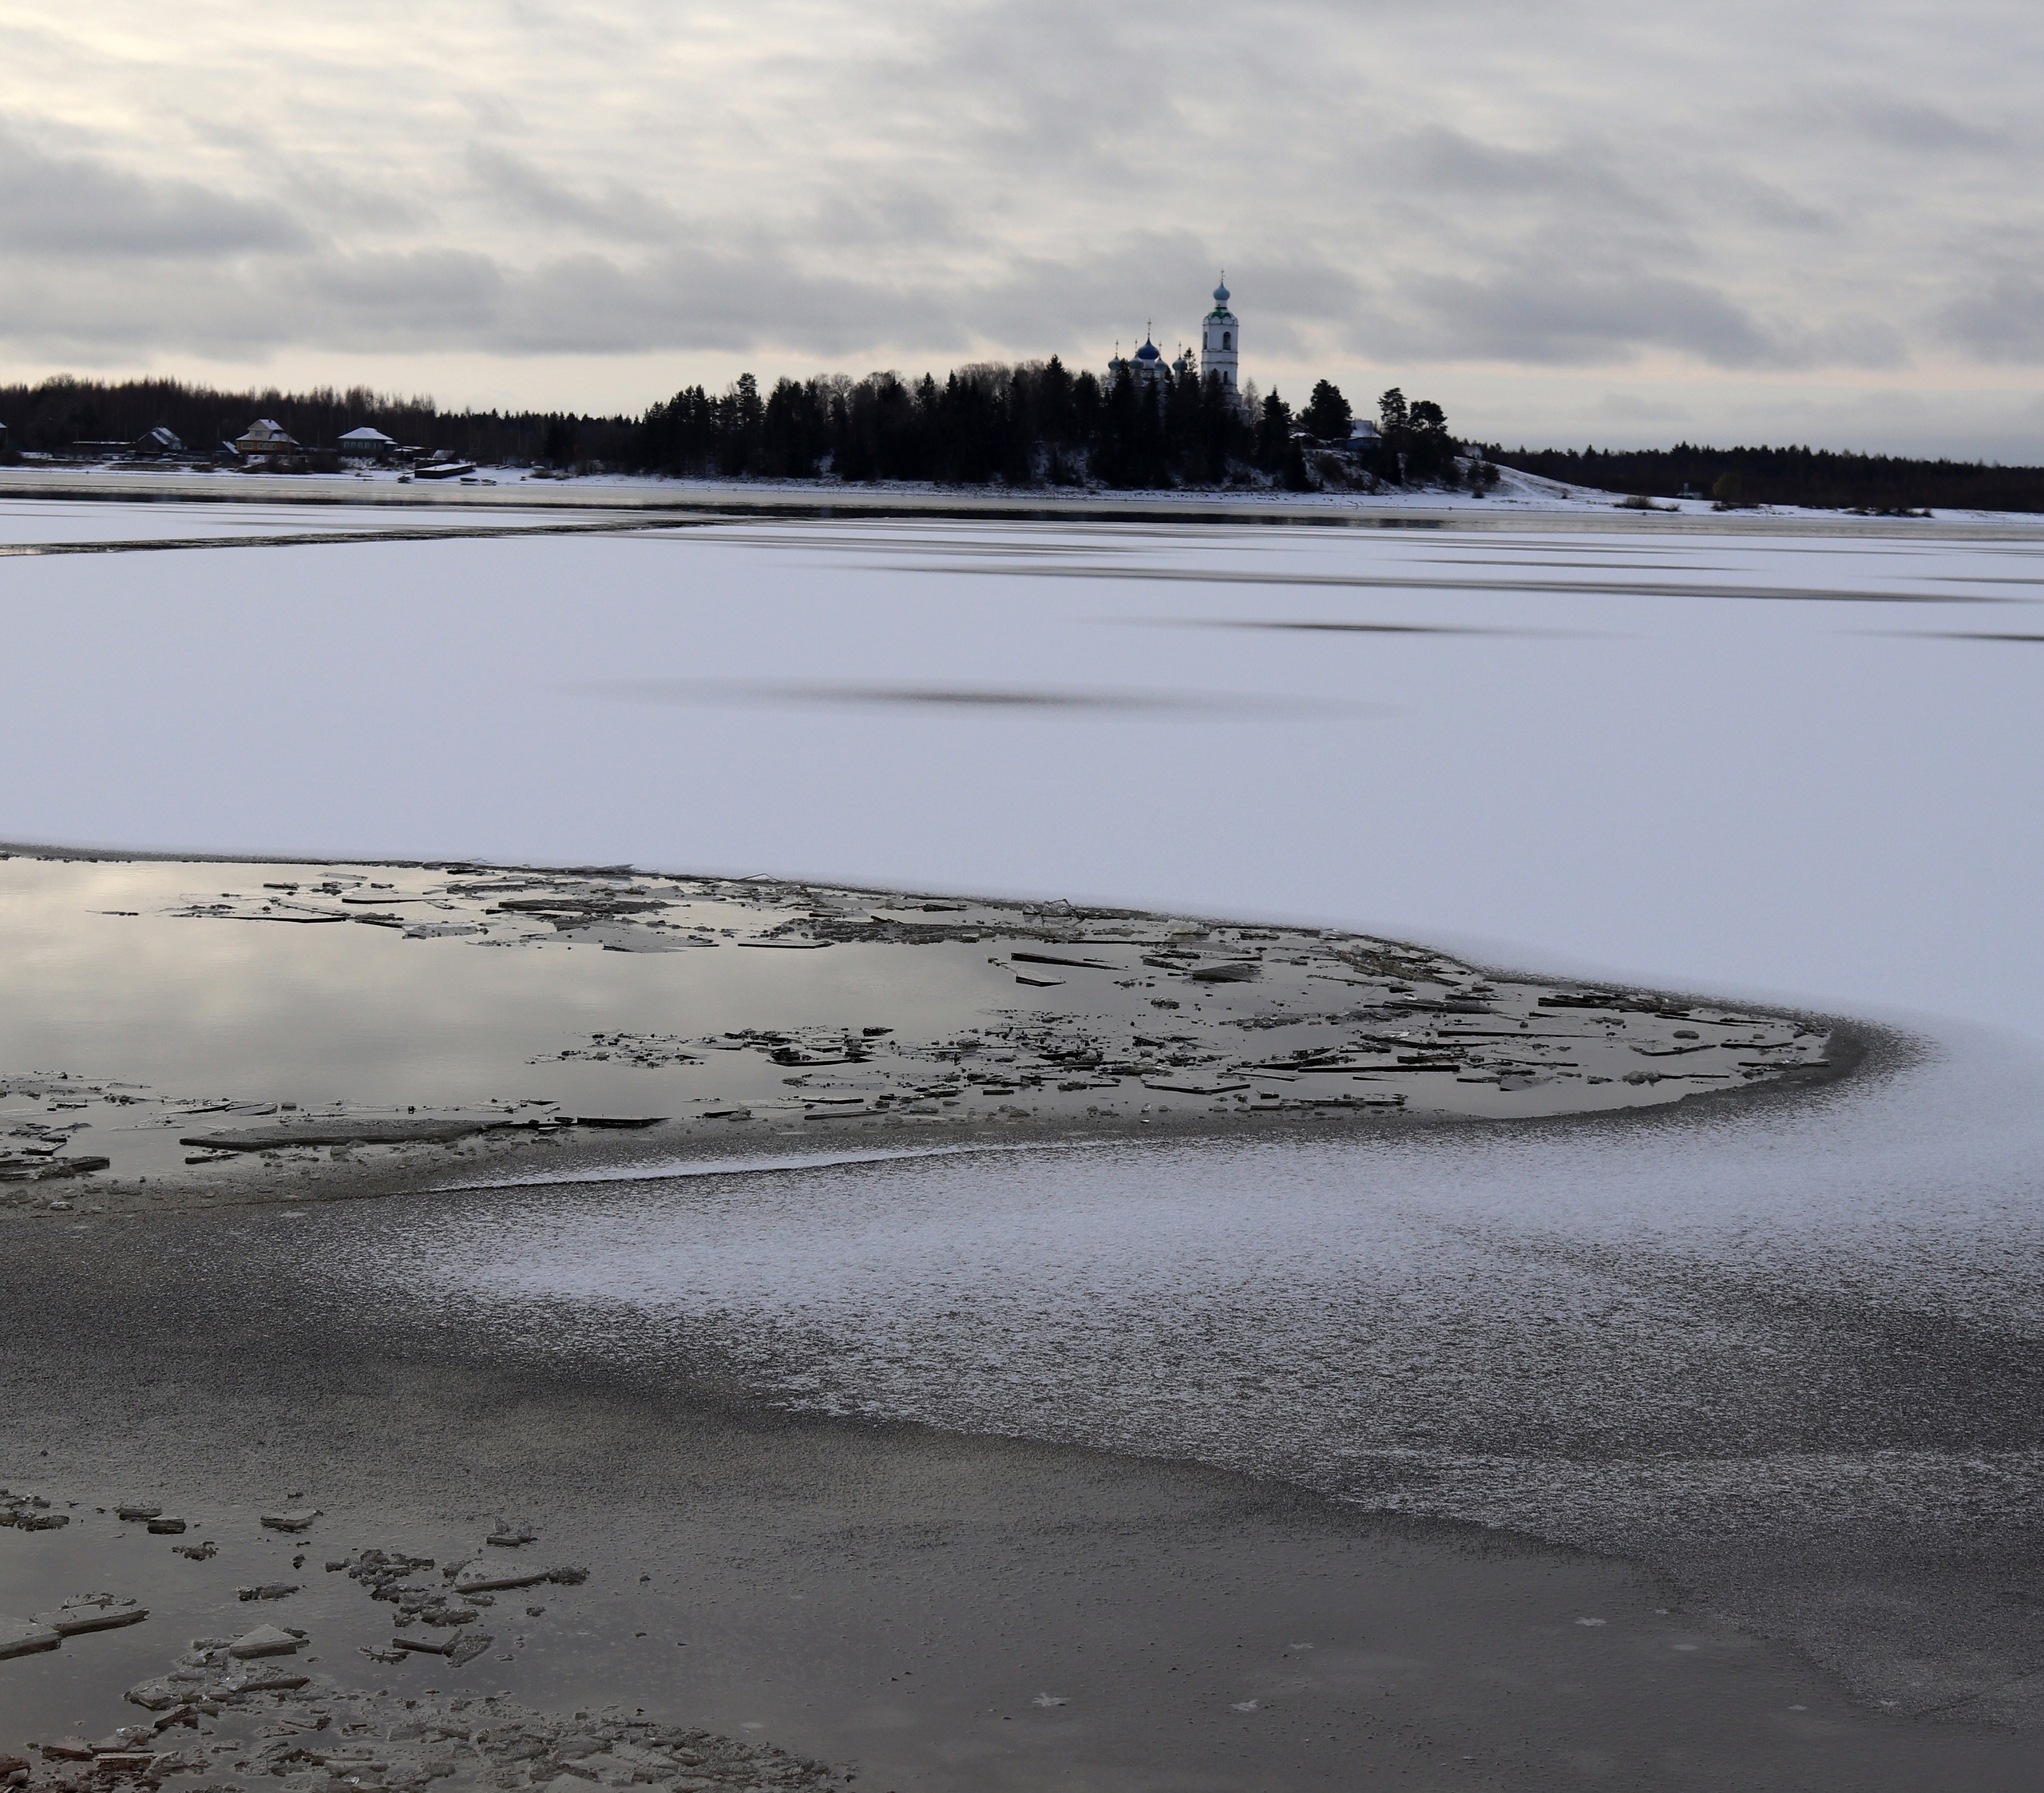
<box><xmin>0</xmin><ymin>0</ymin><xmax>2038</xmax><ymax>445</ymax></box>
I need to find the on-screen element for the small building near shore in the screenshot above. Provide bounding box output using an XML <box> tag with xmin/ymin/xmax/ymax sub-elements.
<box><xmin>337</xmin><ymin>426</ymin><xmax>397</xmax><ymax>461</ymax></box>
<box><xmin>234</xmin><ymin>418</ymin><xmax>299</xmax><ymax>457</ymax></box>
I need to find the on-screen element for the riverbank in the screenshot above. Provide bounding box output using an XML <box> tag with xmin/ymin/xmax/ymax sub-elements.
<box><xmin>6</xmin><ymin>465</ymin><xmax>2044</xmax><ymax>540</ymax></box>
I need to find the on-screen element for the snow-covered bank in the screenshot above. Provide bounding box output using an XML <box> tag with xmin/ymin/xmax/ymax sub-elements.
<box><xmin>4</xmin><ymin>461</ymin><xmax>2043</xmax><ymax>536</ymax></box>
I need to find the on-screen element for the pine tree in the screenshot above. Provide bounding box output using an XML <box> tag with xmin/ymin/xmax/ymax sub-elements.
<box><xmin>1254</xmin><ymin>390</ymin><xmax>1293</xmax><ymax>473</ymax></box>
<box><xmin>1302</xmin><ymin>381</ymin><xmax>1352</xmax><ymax>441</ymax></box>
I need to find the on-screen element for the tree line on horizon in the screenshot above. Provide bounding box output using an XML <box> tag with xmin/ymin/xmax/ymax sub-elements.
<box><xmin>1489</xmin><ymin>442</ymin><xmax>2044</xmax><ymax>514</ymax></box>
<box><xmin>0</xmin><ymin>366</ymin><xmax>1473</xmax><ymax>493</ymax></box>
<box><xmin>0</xmin><ymin>375</ymin><xmax>635</xmax><ymax>469</ymax></box>
<box><xmin>639</xmin><ymin>362</ymin><xmax>1472</xmax><ymax>491</ymax></box>
<box><xmin>2</xmin><ymin>371</ymin><xmax>2038</xmax><ymax>511</ymax></box>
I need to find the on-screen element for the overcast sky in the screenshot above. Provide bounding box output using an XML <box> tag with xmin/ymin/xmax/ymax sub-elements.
<box><xmin>2</xmin><ymin>1</ymin><xmax>2039</xmax><ymax>454</ymax></box>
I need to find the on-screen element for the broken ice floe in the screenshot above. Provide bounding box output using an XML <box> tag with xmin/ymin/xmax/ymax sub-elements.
<box><xmin>0</xmin><ymin>857</ymin><xmax>1838</xmax><ymax>1207</ymax></box>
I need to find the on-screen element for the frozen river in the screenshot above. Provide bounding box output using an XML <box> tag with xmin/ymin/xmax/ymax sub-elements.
<box><xmin>6</xmin><ymin>498</ymin><xmax>2044</xmax><ymax>1728</ymax></box>
<box><xmin>3</xmin><ymin>502</ymin><xmax>2039</xmax><ymax>1038</ymax></box>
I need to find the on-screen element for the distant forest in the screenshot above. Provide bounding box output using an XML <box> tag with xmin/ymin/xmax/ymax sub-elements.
<box><xmin>0</xmin><ymin>376</ymin><xmax>637</xmax><ymax>469</ymax></box>
<box><xmin>1491</xmin><ymin>443</ymin><xmax>2044</xmax><ymax>514</ymax></box>
<box><xmin>0</xmin><ymin>367</ymin><xmax>1468</xmax><ymax>493</ymax></box>
<box><xmin>4</xmin><ymin>372</ymin><xmax>2040</xmax><ymax>510</ymax></box>
<box><xmin>641</xmin><ymin>366</ymin><xmax>1466</xmax><ymax>490</ymax></box>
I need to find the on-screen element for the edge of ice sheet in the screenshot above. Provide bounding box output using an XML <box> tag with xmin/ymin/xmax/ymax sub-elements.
<box><xmin>430</xmin><ymin>1138</ymin><xmax>1067</xmax><ymax>1191</ymax></box>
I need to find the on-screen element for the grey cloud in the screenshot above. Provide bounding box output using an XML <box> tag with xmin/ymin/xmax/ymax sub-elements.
<box><xmin>1852</xmin><ymin>95</ymin><xmax>2010</xmax><ymax>153</ymax></box>
<box><xmin>464</xmin><ymin>144</ymin><xmax>683</xmax><ymax>243</ymax></box>
<box><xmin>1784</xmin><ymin>86</ymin><xmax>2016</xmax><ymax>156</ymax></box>
<box><xmin>806</xmin><ymin>184</ymin><xmax>972</xmax><ymax>255</ymax></box>
<box><xmin>1804</xmin><ymin>315</ymin><xmax>1910</xmax><ymax>370</ymax></box>
<box><xmin>1943</xmin><ymin>275</ymin><xmax>2044</xmax><ymax>365</ymax></box>
<box><xmin>0</xmin><ymin>216</ymin><xmax>1867</xmax><ymax>379</ymax></box>
<box><xmin>457</xmin><ymin>92</ymin><xmax>531</xmax><ymax>137</ymax></box>
<box><xmin>487</xmin><ymin>251</ymin><xmax>961</xmax><ymax>357</ymax></box>
<box><xmin>0</xmin><ymin>124</ymin><xmax>306</xmax><ymax>259</ymax></box>
<box><xmin>877</xmin><ymin>0</ymin><xmax>1369</xmax><ymax>198</ymax></box>
<box><xmin>292</xmin><ymin>250</ymin><xmax>509</xmax><ymax>342</ymax></box>
<box><xmin>1</xmin><ymin>248</ymin><xmax>509</xmax><ymax>362</ymax></box>
<box><xmin>0</xmin><ymin>0</ymin><xmax>2038</xmax><ymax>424</ymax></box>
<box><xmin>976</xmin><ymin>239</ymin><xmax>1358</xmax><ymax>358</ymax></box>
<box><xmin>1389</xmin><ymin>126</ymin><xmax>1675</xmax><ymax>227</ymax></box>
<box><xmin>276</xmin><ymin>164</ymin><xmax>434</xmax><ymax>235</ymax></box>
<box><xmin>1705</xmin><ymin>172</ymin><xmax>1838</xmax><ymax>236</ymax></box>
<box><xmin>0</xmin><ymin>237</ymin><xmax>952</xmax><ymax>362</ymax></box>
<box><xmin>1380</xmin><ymin>265</ymin><xmax>1789</xmax><ymax>369</ymax></box>
<box><xmin>0</xmin><ymin>266</ymin><xmax>295</xmax><ymax>360</ymax></box>
<box><xmin>1596</xmin><ymin>391</ymin><xmax>1692</xmax><ymax>424</ymax></box>
<box><xmin>906</xmin><ymin>3</ymin><xmax>1193</xmax><ymax>152</ymax></box>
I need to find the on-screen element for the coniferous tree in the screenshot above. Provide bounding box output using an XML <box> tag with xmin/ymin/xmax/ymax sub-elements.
<box><xmin>1377</xmin><ymin>387</ymin><xmax>1410</xmax><ymax>443</ymax></box>
<box><xmin>1281</xmin><ymin>436</ymin><xmax>1317</xmax><ymax>492</ymax></box>
<box><xmin>1404</xmin><ymin>398</ymin><xmax>1456</xmax><ymax>484</ymax></box>
<box><xmin>1038</xmin><ymin>355</ymin><xmax>1075</xmax><ymax>441</ymax></box>
<box><xmin>1254</xmin><ymin>390</ymin><xmax>1293</xmax><ymax>473</ymax></box>
<box><xmin>541</xmin><ymin>415</ymin><xmax>580</xmax><ymax>467</ymax></box>
<box><xmin>1371</xmin><ymin>386</ymin><xmax>1459</xmax><ymax>485</ymax></box>
<box><xmin>1301</xmin><ymin>380</ymin><xmax>1353</xmax><ymax>441</ymax></box>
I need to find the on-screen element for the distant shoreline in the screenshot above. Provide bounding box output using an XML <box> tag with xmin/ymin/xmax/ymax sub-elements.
<box><xmin>6</xmin><ymin>463</ymin><xmax>2044</xmax><ymax>539</ymax></box>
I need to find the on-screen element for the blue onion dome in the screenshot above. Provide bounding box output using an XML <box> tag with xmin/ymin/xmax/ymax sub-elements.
<box><xmin>1213</xmin><ymin>279</ymin><xmax>1230</xmax><ymax>305</ymax></box>
<box><xmin>1135</xmin><ymin>338</ymin><xmax>1162</xmax><ymax>362</ymax></box>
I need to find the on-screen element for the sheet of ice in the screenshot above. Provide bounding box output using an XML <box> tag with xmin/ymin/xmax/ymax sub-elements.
<box><xmin>345</xmin><ymin>1022</ymin><xmax>2044</xmax><ymax>1716</ymax></box>
<box><xmin>0</xmin><ymin>495</ymin><xmax>582</xmax><ymax>545</ymax></box>
<box><xmin>10</xmin><ymin>497</ymin><xmax>2044</xmax><ymax>1718</ymax></box>
<box><xmin>1</xmin><ymin>507</ymin><xmax>2038</xmax><ymax>1041</ymax></box>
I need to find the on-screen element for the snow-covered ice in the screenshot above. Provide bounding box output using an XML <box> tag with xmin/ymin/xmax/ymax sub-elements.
<box><xmin>8</xmin><ymin>496</ymin><xmax>2044</xmax><ymax>1716</ymax></box>
<box><xmin>2</xmin><ymin>501</ymin><xmax>2040</xmax><ymax>1039</ymax></box>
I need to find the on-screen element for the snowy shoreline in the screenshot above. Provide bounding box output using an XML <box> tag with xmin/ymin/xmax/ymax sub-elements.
<box><xmin>5</xmin><ymin>462</ymin><xmax>2044</xmax><ymax>538</ymax></box>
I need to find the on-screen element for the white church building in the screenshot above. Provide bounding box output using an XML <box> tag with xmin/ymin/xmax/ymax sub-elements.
<box><xmin>1201</xmin><ymin>277</ymin><xmax>1239</xmax><ymax>389</ymax></box>
<box><xmin>1108</xmin><ymin>276</ymin><xmax>1241</xmax><ymax>393</ymax></box>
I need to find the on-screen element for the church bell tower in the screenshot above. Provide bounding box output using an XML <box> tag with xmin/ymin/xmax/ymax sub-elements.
<box><xmin>1201</xmin><ymin>275</ymin><xmax>1239</xmax><ymax>390</ymax></box>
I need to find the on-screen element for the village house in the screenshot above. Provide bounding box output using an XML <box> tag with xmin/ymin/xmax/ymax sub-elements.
<box><xmin>337</xmin><ymin>425</ymin><xmax>397</xmax><ymax>462</ymax></box>
<box><xmin>233</xmin><ymin>418</ymin><xmax>299</xmax><ymax>457</ymax></box>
